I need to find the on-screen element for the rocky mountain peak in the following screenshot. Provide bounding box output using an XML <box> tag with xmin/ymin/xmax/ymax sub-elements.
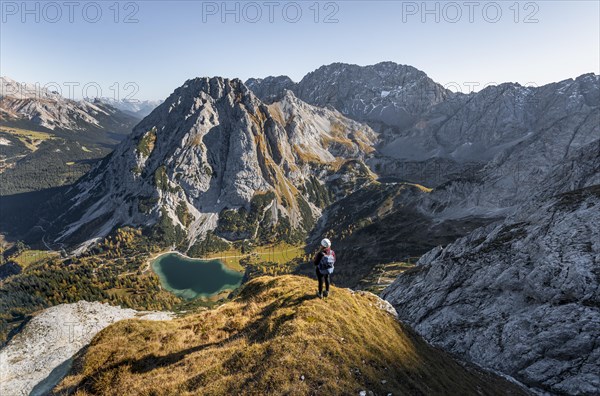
<box><xmin>247</xmin><ymin>62</ymin><xmax>452</xmax><ymax>131</ymax></box>
<box><xmin>176</xmin><ymin>77</ymin><xmax>251</xmax><ymax>102</ymax></box>
<box><xmin>245</xmin><ymin>75</ymin><xmax>296</xmax><ymax>103</ymax></box>
<box><xmin>302</xmin><ymin>61</ymin><xmax>427</xmax><ymax>83</ymax></box>
<box><xmin>45</xmin><ymin>76</ymin><xmax>378</xmax><ymax>251</ymax></box>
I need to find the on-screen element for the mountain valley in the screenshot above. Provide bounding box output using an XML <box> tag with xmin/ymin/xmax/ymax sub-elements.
<box><xmin>0</xmin><ymin>62</ymin><xmax>598</xmax><ymax>395</ymax></box>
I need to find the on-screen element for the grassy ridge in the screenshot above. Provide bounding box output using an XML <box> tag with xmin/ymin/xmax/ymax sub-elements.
<box><xmin>52</xmin><ymin>276</ymin><xmax>526</xmax><ymax>396</ymax></box>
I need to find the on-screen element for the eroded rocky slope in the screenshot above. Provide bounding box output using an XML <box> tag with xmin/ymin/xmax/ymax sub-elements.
<box><xmin>41</xmin><ymin>78</ymin><xmax>378</xmax><ymax>251</ymax></box>
<box><xmin>0</xmin><ymin>77</ymin><xmax>138</xmax><ymax>140</ymax></box>
<box><xmin>382</xmin><ymin>144</ymin><xmax>600</xmax><ymax>395</ymax></box>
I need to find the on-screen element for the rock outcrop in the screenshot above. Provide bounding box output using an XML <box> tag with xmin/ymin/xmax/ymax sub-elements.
<box><xmin>0</xmin><ymin>301</ymin><xmax>173</xmax><ymax>396</ymax></box>
<box><xmin>382</xmin><ymin>145</ymin><xmax>600</xmax><ymax>394</ymax></box>
<box><xmin>43</xmin><ymin>78</ymin><xmax>378</xmax><ymax>250</ymax></box>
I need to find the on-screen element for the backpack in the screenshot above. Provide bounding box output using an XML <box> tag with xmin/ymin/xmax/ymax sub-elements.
<box><xmin>318</xmin><ymin>250</ymin><xmax>335</xmax><ymax>274</ymax></box>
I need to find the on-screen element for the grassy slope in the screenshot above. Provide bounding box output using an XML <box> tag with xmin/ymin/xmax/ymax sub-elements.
<box><xmin>53</xmin><ymin>276</ymin><xmax>526</xmax><ymax>396</ymax></box>
<box><xmin>9</xmin><ymin>249</ymin><xmax>59</xmax><ymax>269</ymax></box>
<box><xmin>199</xmin><ymin>243</ymin><xmax>306</xmax><ymax>270</ymax></box>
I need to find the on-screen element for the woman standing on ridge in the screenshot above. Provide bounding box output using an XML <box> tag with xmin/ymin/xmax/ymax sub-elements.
<box><xmin>313</xmin><ymin>238</ymin><xmax>336</xmax><ymax>298</ymax></box>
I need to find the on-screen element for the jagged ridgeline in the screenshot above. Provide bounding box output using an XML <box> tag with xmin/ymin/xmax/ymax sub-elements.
<box><xmin>40</xmin><ymin>78</ymin><xmax>378</xmax><ymax>251</ymax></box>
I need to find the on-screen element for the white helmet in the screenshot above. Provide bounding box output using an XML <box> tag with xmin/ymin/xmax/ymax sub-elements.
<box><xmin>321</xmin><ymin>238</ymin><xmax>331</xmax><ymax>248</ymax></box>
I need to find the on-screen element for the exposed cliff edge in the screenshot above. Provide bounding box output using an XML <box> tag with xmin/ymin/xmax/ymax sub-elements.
<box><xmin>0</xmin><ymin>301</ymin><xmax>173</xmax><ymax>396</ymax></box>
<box><xmin>383</xmin><ymin>178</ymin><xmax>600</xmax><ymax>394</ymax></box>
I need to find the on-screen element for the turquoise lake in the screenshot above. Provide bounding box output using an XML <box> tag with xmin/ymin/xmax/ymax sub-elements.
<box><xmin>151</xmin><ymin>253</ymin><xmax>244</xmax><ymax>300</ymax></box>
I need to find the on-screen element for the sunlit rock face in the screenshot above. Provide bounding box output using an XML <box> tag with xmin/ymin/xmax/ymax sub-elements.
<box><xmin>383</xmin><ymin>141</ymin><xmax>600</xmax><ymax>395</ymax></box>
<box><xmin>47</xmin><ymin>77</ymin><xmax>378</xmax><ymax>249</ymax></box>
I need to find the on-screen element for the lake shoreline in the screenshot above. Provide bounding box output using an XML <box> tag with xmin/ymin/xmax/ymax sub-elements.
<box><xmin>146</xmin><ymin>250</ymin><xmax>244</xmax><ymax>274</ymax></box>
<box><xmin>150</xmin><ymin>252</ymin><xmax>244</xmax><ymax>301</ymax></box>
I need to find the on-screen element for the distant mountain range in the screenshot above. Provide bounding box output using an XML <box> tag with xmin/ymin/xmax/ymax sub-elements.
<box><xmin>94</xmin><ymin>97</ymin><xmax>163</xmax><ymax>119</ymax></box>
<box><xmin>0</xmin><ymin>77</ymin><xmax>143</xmax><ymax>197</ymax></box>
<box><xmin>27</xmin><ymin>63</ymin><xmax>598</xmax><ymax>257</ymax></box>
<box><xmin>0</xmin><ymin>77</ymin><xmax>140</xmax><ymax>138</ymax></box>
<box><xmin>248</xmin><ymin>63</ymin><xmax>599</xmax><ymax>185</ymax></box>
<box><xmin>3</xmin><ymin>62</ymin><xmax>599</xmax><ymax>395</ymax></box>
<box><xmin>247</xmin><ymin>62</ymin><xmax>450</xmax><ymax>132</ymax></box>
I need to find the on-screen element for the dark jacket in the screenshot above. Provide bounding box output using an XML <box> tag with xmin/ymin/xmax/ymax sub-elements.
<box><xmin>313</xmin><ymin>247</ymin><xmax>335</xmax><ymax>267</ymax></box>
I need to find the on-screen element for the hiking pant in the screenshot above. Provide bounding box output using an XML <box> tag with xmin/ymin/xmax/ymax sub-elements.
<box><xmin>316</xmin><ymin>268</ymin><xmax>330</xmax><ymax>293</ymax></box>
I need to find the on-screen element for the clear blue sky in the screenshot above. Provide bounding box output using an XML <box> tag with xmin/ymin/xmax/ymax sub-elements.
<box><xmin>1</xmin><ymin>1</ymin><xmax>598</xmax><ymax>100</ymax></box>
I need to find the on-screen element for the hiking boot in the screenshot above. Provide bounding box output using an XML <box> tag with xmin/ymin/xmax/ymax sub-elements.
<box><xmin>323</xmin><ymin>290</ymin><xmax>329</xmax><ymax>298</ymax></box>
<box><xmin>317</xmin><ymin>291</ymin><xmax>323</xmax><ymax>299</ymax></box>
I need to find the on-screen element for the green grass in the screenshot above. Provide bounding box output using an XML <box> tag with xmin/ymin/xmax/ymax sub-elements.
<box><xmin>136</xmin><ymin>128</ymin><xmax>156</xmax><ymax>158</ymax></box>
<box><xmin>199</xmin><ymin>243</ymin><xmax>305</xmax><ymax>270</ymax></box>
<box><xmin>253</xmin><ymin>243</ymin><xmax>305</xmax><ymax>264</ymax></box>
<box><xmin>0</xmin><ymin>126</ymin><xmax>54</xmax><ymax>151</ymax></box>
<box><xmin>154</xmin><ymin>166</ymin><xmax>169</xmax><ymax>191</ymax></box>
<box><xmin>105</xmin><ymin>288</ymin><xmax>130</xmax><ymax>298</ymax></box>
<box><xmin>9</xmin><ymin>249</ymin><xmax>59</xmax><ymax>269</ymax></box>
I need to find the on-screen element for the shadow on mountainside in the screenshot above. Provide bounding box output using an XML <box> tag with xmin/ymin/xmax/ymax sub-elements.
<box><xmin>51</xmin><ymin>276</ymin><xmax>529</xmax><ymax>396</ymax></box>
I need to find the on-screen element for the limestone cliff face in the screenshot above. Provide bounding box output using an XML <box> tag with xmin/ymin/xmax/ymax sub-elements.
<box><xmin>380</xmin><ymin>74</ymin><xmax>599</xmax><ymax>163</ymax></box>
<box><xmin>382</xmin><ymin>145</ymin><xmax>600</xmax><ymax>395</ymax></box>
<box><xmin>47</xmin><ymin>78</ymin><xmax>377</xmax><ymax>250</ymax></box>
<box><xmin>0</xmin><ymin>301</ymin><xmax>173</xmax><ymax>396</ymax></box>
<box><xmin>404</xmin><ymin>74</ymin><xmax>600</xmax><ymax>222</ymax></box>
<box><xmin>247</xmin><ymin>62</ymin><xmax>451</xmax><ymax>131</ymax></box>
